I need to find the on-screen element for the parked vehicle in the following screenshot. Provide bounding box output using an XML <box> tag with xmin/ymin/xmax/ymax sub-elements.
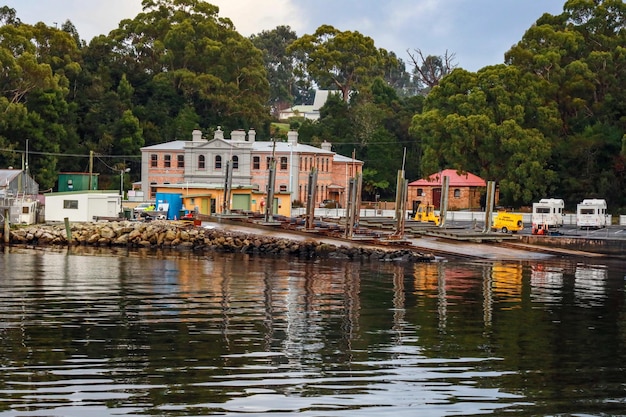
<box><xmin>133</xmin><ymin>202</ymin><xmax>154</xmax><ymax>216</ymax></box>
<box><xmin>319</xmin><ymin>199</ymin><xmax>341</xmax><ymax>208</ymax></box>
<box><xmin>532</xmin><ymin>198</ymin><xmax>564</xmax><ymax>234</ymax></box>
<box><xmin>576</xmin><ymin>199</ymin><xmax>608</xmax><ymax>229</ymax></box>
<box><xmin>413</xmin><ymin>203</ymin><xmax>440</xmax><ymax>226</ymax></box>
<box><xmin>491</xmin><ymin>211</ymin><xmax>523</xmax><ymax>233</ymax></box>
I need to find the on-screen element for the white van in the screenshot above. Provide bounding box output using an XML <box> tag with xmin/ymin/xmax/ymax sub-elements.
<box><xmin>532</xmin><ymin>198</ymin><xmax>564</xmax><ymax>233</ymax></box>
<box><xmin>576</xmin><ymin>199</ymin><xmax>608</xmax><ymax>229</ymax></box>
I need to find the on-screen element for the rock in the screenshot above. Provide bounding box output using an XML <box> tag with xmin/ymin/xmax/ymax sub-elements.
<box><xmin>5</xmin><ymin>221</ymin><xmax>433</xmax><ymax>263</ymax></box>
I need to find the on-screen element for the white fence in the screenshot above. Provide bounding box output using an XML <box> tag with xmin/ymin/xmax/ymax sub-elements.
<box><xmin>294</xmin><ymin>208</ymin><xmax>621</xmax><ymax>226</ymax></box>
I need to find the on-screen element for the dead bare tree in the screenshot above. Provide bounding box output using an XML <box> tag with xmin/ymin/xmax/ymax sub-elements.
<box><xmin>407</xmin><ymin>49</ymin><xmax>457</xmax><ymax>90</ymax></box>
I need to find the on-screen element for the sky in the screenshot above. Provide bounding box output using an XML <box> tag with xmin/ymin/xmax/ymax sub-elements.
<box><xmin>3</xmin><ymin>0</ymin><xmax>566</xmax><ymax>72</ymax></box>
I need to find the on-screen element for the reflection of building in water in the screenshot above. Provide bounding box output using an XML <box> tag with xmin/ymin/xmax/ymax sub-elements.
<box><xmin>574</xmin><ymin>265</ymin><xmax>607</xmax><ymax>306</ymax></box>
<box><xmin>412</xmin><ymin>263</ymin><xmax>481</xmax><ymax>298</ymax></box>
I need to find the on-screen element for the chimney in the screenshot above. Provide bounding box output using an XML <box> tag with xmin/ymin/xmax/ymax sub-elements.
<box><xmin>321</xmin><ymin>140</ymin><xmax>332</xmax><ymax>151</ymax></box>
<box><xmin>231</xmin><ymin>129</ymin><xmax>246</xmax><ymax>141</ymax></box>
<box><xmin>214</xmin><ymin>126</ymin><xmax>224</xmax><ymax>140</ymax></box>
<box><xmin>287</xmin><ymin>130</ymin><xmax>298</xmax><ymax>145</ymax></box>
<box><xmin>248</xmin><ymin>128</ymin><xmax>256</xmax><ymax>142</ymax></box>
<box><xmin>192</xmin><ymin>129</ymin><xmax>202</xmax><ymax>141</ymax></box>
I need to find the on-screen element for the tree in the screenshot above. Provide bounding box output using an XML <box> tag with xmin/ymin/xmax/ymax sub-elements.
<box><xmin>411</xmin><ymin>66</ymin><xmax>560</xmax><ymax>205</ymax></box>
<box><xmin>406</xmin><ymin>49</ymin><xmax>457</xmax><ymax>93</ymax></box>
<box><xmin>106</xmin><ymin>0</ymin><xmax>271</xmax><ymax>136</ymax></box>
<box><xmin>0</xmin><ymin>19</ymin><xmax>83</xmax><ymax>188</ymax></box>
<box><xmin>288</xmin><ymin>25</ymin><xmax>396</xmax><ymax>102</ymax></box>
<box><xmin>505</xmin><ymin>0</ymin><xmax>626</xmax><ymax>208</ymax></box>
<box><xmin>361</xmin><ymin>168</ymin><xmax>390</xmax><ymax>200</ymax></box>
<box><xmin>250</xmin><ymin>25</ymin><xmax>312</xmax><ymax>115</ymax></box>
<box><xmin>0</xmin><ymin>6</ymin><xmax>20</xmax><ymax>26</ymax></box>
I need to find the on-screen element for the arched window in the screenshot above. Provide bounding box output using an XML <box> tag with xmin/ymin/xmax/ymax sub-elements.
<box><xmin>198</xmin><ymin>155</ymin><xmax>205</xmax><ymax>169</ymax></box>
<box><xmin>215</xmin><ymin>155</ymin><xmax>222</xmax><ymax>169</ymax></box>
<box><xmin>232</xmin><ymin>155</ymin><xmax>239</xmax><ymax>170</ymax></box>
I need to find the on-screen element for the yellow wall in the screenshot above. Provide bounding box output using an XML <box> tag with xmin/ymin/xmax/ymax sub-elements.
<box><xmin>155</xmin><ymin>185</ymin><xmax>292</xmax><ymax>217</ymax></box>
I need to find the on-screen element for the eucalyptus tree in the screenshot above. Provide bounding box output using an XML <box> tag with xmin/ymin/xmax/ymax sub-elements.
<box><xmin>0</xmin><ymin>14</ymin><xmax>83</xmax><ymax>188</ymax></box>
<box><xmin>106</xmin><ymin>0</ymin><xmax>270</xmax><ymax>138</ymax></box>
<box><xmin>411</xmin><ymin>66</ymin><xmax>560</xmax><ymax>205</ymax></box>
<box><xmin>250</xmin><ymin>25</ymin><xmax>312</xmax><ymax>114</ymax></box>
<box><xmin>287</xmin><ymin>25</ymin><xmax>398</xmax><ymax>102</ymax></box>
<box><xmin>505</xmin><ymin>0</ymin><xmax>626</xmax><ymax>207</ymax></box>
<box><xmin>406</xmin><ymin>48</ymin><xmax>457</xmax><ymax>94</ymax></box>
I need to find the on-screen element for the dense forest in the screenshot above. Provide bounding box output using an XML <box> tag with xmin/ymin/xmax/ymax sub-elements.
<box><xmin>0</xmin><ymin>0</ymin><xmax>624</xmax><ymax>211</ymax></box>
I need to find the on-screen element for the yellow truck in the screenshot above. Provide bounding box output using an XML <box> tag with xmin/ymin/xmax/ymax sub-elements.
<box><xmin>491</xmin><ymin>211</ymin><xmax>524</xmax><ymax>233</ymax></box>
<box><xmin>413</xmin><ymin>204</ymin><xmax>440</xmax><ymax>226</ymax></box>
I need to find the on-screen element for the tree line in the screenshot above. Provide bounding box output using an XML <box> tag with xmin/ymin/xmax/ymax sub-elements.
<box><xmin>1</xmin><ymin>0</ymin><xmax>624</xmax><ymax>212</ymax></box>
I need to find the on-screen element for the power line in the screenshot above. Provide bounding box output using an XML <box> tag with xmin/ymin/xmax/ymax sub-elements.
<box><xmin>0</xmin><ymin>147</ymin><xmax>141</xmax><ymax>159</ymax></box>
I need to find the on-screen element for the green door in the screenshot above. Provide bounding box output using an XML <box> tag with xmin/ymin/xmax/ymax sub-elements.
<box><xmin>232</xmin><ymin>194</ymin><xmax>251</xmax><ymax>211</ymax></box>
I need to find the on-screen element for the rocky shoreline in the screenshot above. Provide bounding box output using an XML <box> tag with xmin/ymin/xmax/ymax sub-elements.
<box><xmin>3</xmin><ymin>221</ymin><xmax>434</xmax><ymax>263</ymax></box>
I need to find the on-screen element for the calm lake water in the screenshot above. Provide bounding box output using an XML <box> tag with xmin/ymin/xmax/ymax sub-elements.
<box><xmin>1</xmin><ymin>246</ymin><xmax>625</xmax><ymax>416</ymax></box>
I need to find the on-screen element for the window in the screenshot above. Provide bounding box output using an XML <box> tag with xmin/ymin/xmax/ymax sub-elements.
<box><xmin>454</xmin><ymin>189</ymin><xmax>461</xmax><ymax>198</ymax></box>
<box><xmin>150</xmin><ymin>154</ymin><xmax>158</xmax><ymax>167</ymax></box>
<box><xmin>266</xmin><ymin>157</ymin><xmax>271</xmax><ymax>170</ymax></box>
<box><xmin>232</xmin><ymin>155</ymin><xmax>239</xmax><ymax>170</ymax></box>
<box><xmin>164</xmin><ymin>154</ymin><xmax>171</xmax><ymax>168</ymax></box>
<box><xmin>417</xmin><ymin>188</ymin><xmax>424</xmax><ymax>197</ymax></box>
<box><xmin>253</xmin><ymin>156</ymin><xmax>260</xmax><ymax>170</ymax></box>
<box><xmin>279</xmin><ymin>185</ymin><xmax>287</xmax><ymax>192</ymax></box>
<box><xmin>177</xmin><ymin>155</ymin><xmax>184</xmax><ymax>168</ymax></box>
<box><xmin>215</xmin><ymin>155</ymin><xmax>222</xmax><ymax>169</ymax></box>
<box><xmin>22</xmin><ymin>206</ymin><xmax>30</xmax><ymax>214</ymax></box>
<box><xmin>198</xmin><ymin>155</ymin><xmax>205</xmax><ymax>169</ymax></box>
<box><xmin>280</xmin><ymin>157</ymin><xmax>288</xmax><ymax>170</ymax></box>
<box><xmin>63</xmin><ymin>200</ymin><xmax>78</xmax><ymax>209</ymax></box>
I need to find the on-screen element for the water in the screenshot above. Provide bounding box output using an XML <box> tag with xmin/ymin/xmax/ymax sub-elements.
<box><xmin>1</xmin><ymin>247</ymin><xmax>625</xmax><ymax>416</ymax></box>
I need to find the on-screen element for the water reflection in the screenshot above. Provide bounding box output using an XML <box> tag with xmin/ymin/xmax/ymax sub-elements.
<box><xmin>0</xmin><ymin>247</ymin><xmax>625</xmax><ymax>416</ymax></box>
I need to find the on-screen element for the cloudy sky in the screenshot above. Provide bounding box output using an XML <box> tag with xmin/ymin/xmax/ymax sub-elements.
<box><xmin>4</xmin><ymin>0</ymin><xmax>565</xmax><ymax>71</ymax></box>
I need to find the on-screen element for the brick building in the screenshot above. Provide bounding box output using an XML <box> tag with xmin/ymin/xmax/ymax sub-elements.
<box><xmin>407</xmin><ymin>169</ymin><xmax>492</xmax><ymax>211</ymax></box>
<box><xmin>140</xmin><ymin>128</ymin><xmax>362</xmax><ymax>213</ymax></box>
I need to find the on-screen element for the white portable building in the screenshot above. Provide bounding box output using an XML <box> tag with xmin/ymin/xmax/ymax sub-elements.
<box><xmin>532</xmin><ymin>198</ymin><xmax>565</xmax><ymax>228</ymax></box>
<box><xmin>576</xmin><ymin>199</ymin><xmax>608</xmax><ymax>229</ymax></box>
<box><xmin>45</xmin><ymin>191</ymin><xmax>121</xmax><ymax>222</ymax></box>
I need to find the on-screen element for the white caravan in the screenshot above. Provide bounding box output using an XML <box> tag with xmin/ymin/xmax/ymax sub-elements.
<box><xmin>532</xmin><ymin>198</ymin><xmax>565</xmax><ymax>232</ymax></box>
<box><xmin>576</xmin><ymin>199</ymin><xmax>608</xmax><ymax>229</ymax></box>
